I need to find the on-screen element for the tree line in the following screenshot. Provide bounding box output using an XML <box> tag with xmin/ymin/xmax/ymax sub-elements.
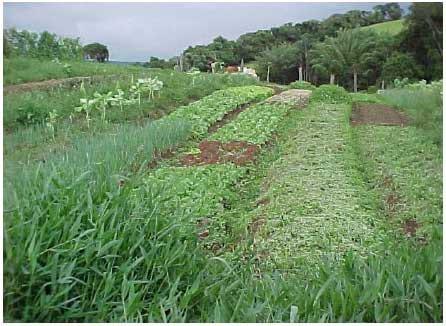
<box><xmin>152</xmin><ymin>2</ymin><xmax>441</xmax><ymax>91</ymax></box>
<box><xmin>3</xmin><ymin>28</ymin><xmax>110</xmax><ymax>62</ymax></box>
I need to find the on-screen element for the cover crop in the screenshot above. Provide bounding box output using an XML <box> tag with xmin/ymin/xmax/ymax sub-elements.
<box><xmin>160</xmin><ymin>86</ymin><xmax>274</xmax><ymax>138</ymax></box>
<box><xmin>210</xmin><ymin>102</ymin><xmax>291</xmax><ymax>144</ymax></box>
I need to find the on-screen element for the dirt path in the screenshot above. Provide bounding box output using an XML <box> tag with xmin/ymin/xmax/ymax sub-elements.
<box><xmin>3</xmin><ymin>75</ymin><xmax>117</xmax><ymax>95</ymax></box>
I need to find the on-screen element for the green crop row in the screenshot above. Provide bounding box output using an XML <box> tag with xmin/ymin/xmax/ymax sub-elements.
<box><xmin>210</xmin><ymin>102</ymin><xmax>291</xmax><ymax>144</ymax></box>
<box><xmin>142</xmin><ymin>164</ymin><xmax>245</xmax><ymax>221</ymax></box>
<box><xmin>160</xmin><ymin>86</ymin><xmax>274</xmax><ymax>138</ymax></box>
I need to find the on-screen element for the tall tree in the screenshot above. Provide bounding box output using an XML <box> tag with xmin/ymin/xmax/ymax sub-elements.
<box><xmin>310</xmin><ymin>42</ymin><xmax>343</xmax><ymax>85</ymax></box>
<box><xmin>399</xmin><ymin>2</ymin><xmax>442</xmax><ymax>80</ymax></box>
<box><xmin>255</xmin><ymin>43</ymin><xmax>299</xmax><ymax>84</ymax></box>
<box><xmin>328</xmin><ymin>29</ymin><xmax>376</xmax><ymax>92</ymax></box>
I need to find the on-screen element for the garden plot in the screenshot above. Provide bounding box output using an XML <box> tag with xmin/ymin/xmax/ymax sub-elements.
<box><xmin>180</xmin><ymin>90</ymin><xmax>312</xmax><ymax>166</ymax></box>
<box><xmin>160</xmin><ymin>85</ymin><xmax>273</xmax><ymax>138</ymax></box>
<box><xmin>355</xmin><ymin>125</ymin><xmax>442</xmax><ymax>239</ymax></box>
<box><xmin>250</xmin><ymin>103</ymin><xmax>390</xmax><ymax>272</ymax></box>
<box><xmin>141</xmin><ymin>90</ymin><xmax>311</xmax><ymax>248</ymax></box>
<box><xmin>350</xmin><ymin>102</ymin><xmax>409</xmax><ymax>126</ymax></box>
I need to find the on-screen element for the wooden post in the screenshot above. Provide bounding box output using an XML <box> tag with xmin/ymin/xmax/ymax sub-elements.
<box><xmin>240</xmin><ymin>58</ymin><xmax>244</xmax><ymax>72</ymax></box>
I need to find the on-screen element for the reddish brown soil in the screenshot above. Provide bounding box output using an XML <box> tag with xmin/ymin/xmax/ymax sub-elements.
<box><xmin>181</xmin><ymin>140</ymin><xmax>259</xmax><ymax>166</ymax></box>
<box><xmin>351</xmin><ymin>102</ymin><xmax>410</xmax><ymax>126</ymax></box>
<box><xmin>403</xmin><ymin>219</ymin><xmax>420</xmax><ymax>237</ymax></box>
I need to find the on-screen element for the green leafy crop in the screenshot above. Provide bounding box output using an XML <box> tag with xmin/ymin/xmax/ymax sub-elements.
<box><xmin>210</xmin><ymin>102</ymin><xmax>291</xmax><ymax>144</ymax></box>
<box><xmin>160</xmin><ymin>85</ymin><xmax>274</xmax><ymax>138</ymax></box>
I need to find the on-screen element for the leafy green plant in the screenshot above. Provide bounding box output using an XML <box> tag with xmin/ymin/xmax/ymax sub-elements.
<box><xmin>74</xmin><ymin>97</ymin><xmax>97</xmax><ymax>128</ymax></box>
<box><xmin>161</xmin><ymin>85</ymin><xmax>274</xmax><ymax>138</ymax></box>
<box><xmin>45</xmin><ymin>109</ymin><xmax>58</xmax><ymax>140</ymax></box>
<box><xmin>210</xmin><ymin>102</ymin><xmax>291</xmax><ymax>144</ymax></box>
<box><xmin>93</xmin><ymin>91</ymin><xmax>114</xmax><ymax>122</ymax></box>
<box><xmin>310</xmin><ymin>84</ymin><xmax>351</xmax><ymax>104</ymax></box>
<box><xmin>288</xmin><ymin>81</ymin><xmax>316</xmax><ymax>91</ymax></box>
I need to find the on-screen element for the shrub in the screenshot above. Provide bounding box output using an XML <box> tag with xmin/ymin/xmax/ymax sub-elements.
<box><xmin>367</xmin><ymin>85</ymin><xmax>378</xmax><ymax>94</ymax></box>
<box><xmin>289</xmin><ymin>81</ymin><xmax>316</xmax><ymax>91</ymax></box>
<box><xmin>310</xmin><ymin>84</ymin><xmax>351</xmax><ymax>104</ymax></box>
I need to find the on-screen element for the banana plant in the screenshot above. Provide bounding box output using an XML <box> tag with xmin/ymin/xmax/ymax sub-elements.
<box><xmin>187</xmin><ymin>68</ymin><xmax>201</xmax><ymax>86</ymax></box>
<box><xmin>46</xmin><ymin>109</ymin><xmax>58</xmax><ymax>141</ymax></box>
<box><xmin>74</xmin><ymin>97</ymin><xmax>97</xmax><ymax>128</ymax></box>
<box><xmin>93</xmin><ymin>91</ymin><xmax>113</xmax><ymax>122</ymax></box>
<box><xmin>110</xmin><ymin>88</ymin><xmax>126</xmax><ymax>111</ymax></box>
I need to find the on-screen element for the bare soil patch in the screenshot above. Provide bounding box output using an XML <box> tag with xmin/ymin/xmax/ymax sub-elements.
<box><xmin>181</xmin><ymin>140</ymin><xmax>259</xmax><ymax>166</ymax></box>
<box><xmin>351</xmin><ymin>102</ymin><xmax>410</xmax><ymax>126</ymax></box>
<box><xmin>403</xmin><ymin>219</ymin><xmax>420</xmax><ymax>237</ymax></box>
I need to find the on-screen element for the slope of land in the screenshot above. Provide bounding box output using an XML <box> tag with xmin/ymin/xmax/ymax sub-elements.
<box><xmin>361</xmin><ymin>19</ymin><xmax>404</xmax><ymax>35</ymax></box>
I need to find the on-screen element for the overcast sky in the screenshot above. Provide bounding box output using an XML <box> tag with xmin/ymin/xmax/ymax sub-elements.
<box><xmin>4</xmin><ymin>2</ymin><xmax>409</xmax><ymax>62</ymax></box>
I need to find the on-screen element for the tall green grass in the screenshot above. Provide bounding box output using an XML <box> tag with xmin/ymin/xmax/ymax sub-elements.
<box><xmin>380</xmin><ymin>85</ymin><xmax>442</xmax><ymax>147</ymax></box>
<box><xmin>3</xmin><ymin>57</ymin><xmax>146</xmax><ymax>85</ymax></box>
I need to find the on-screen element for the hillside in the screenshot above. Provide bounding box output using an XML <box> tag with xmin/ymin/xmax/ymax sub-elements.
<box><xmin>361</xmin><ymin>19</ymin><xmax>405</xmax><ymax>35</ymax></box>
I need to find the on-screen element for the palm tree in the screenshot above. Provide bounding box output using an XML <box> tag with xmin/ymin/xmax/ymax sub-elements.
<box><xmin>310</xmin><ymin>42</ymin><xmax>343</xmax><ymax>85</ymax></box>
<box><xmin>328</xmin><ymin>28</ymin><xmax>375</xmax><ymax>92</ymax></box>
<box><xmin>296</xmin><ymin>33</ymin><xmax>313</xmax><ymax>82</ymax></box>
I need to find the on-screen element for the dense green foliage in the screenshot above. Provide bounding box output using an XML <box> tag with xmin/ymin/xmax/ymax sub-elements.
<box><xmin>210</xmin><ymin>102</ymin><xmax>290</xmax><ymax>144</ymax></box>
<box><xmin>399</xmin><ymin>2</ymin><xmax>443</xmax><ymax>81</ymax></box>
<box><xmin>160</xmin><ymin>86</ymin><xmax>273</xmax><ymax>138</ymax></box>
<box><xmin>4</xmin><ymin>28</ymin><xmax>83</xmax><ymax>60</ymax></box>
<box><xmin>179</xmin><ymin>2</ymin><xmax>441</xmax><ymax>89</ymax></box>
<box><xmin>83</xmin><ymin>42</ymin><xmax>109</xmax><ymax>62</ymax></box>
<box><xmin>310</xmin><ymin>84</ymin><xmax>351</xmax><ymax>104</ymax></box>
<box><xmin>381</xmin><ymin>52</ymin><xmax>422</xmax><ymax>83</ymax></box>
<box><xmin>146</xmin><ymin>56</ymin><xmax>176</xmax><ymax>69</ymax></box>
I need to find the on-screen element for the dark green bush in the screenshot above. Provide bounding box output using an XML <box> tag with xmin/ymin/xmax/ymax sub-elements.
<box><xmin>310</xmin><ymin>84</ymin><xmax>351</xmax><ymax>104</ymax></box>
<box><xmin>289</xmin><ymin>81</ymin><xmax>316</xmax><ymax>91</ymax></box>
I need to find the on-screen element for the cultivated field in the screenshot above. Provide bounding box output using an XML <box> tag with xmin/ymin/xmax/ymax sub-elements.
<box><xmin>3</xmin><ymin>59</ymin><xmax>442</xmax><ymax>322</ymax></box>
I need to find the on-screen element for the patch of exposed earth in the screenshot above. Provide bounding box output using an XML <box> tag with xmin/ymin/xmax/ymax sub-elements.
<box><xmin>350</xmin><ymin>102</ymin><xmax>410</xmax><ymax>126</ymax></box>
<box><xmin>265</xmin><ymin>89</ymin><xmax>312</xmax><ymax>107</ymax></box>
<box><xmin>181</xmin><ymin>140</ymin><xmax>259</xmax><ymax>166</ymax></box>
